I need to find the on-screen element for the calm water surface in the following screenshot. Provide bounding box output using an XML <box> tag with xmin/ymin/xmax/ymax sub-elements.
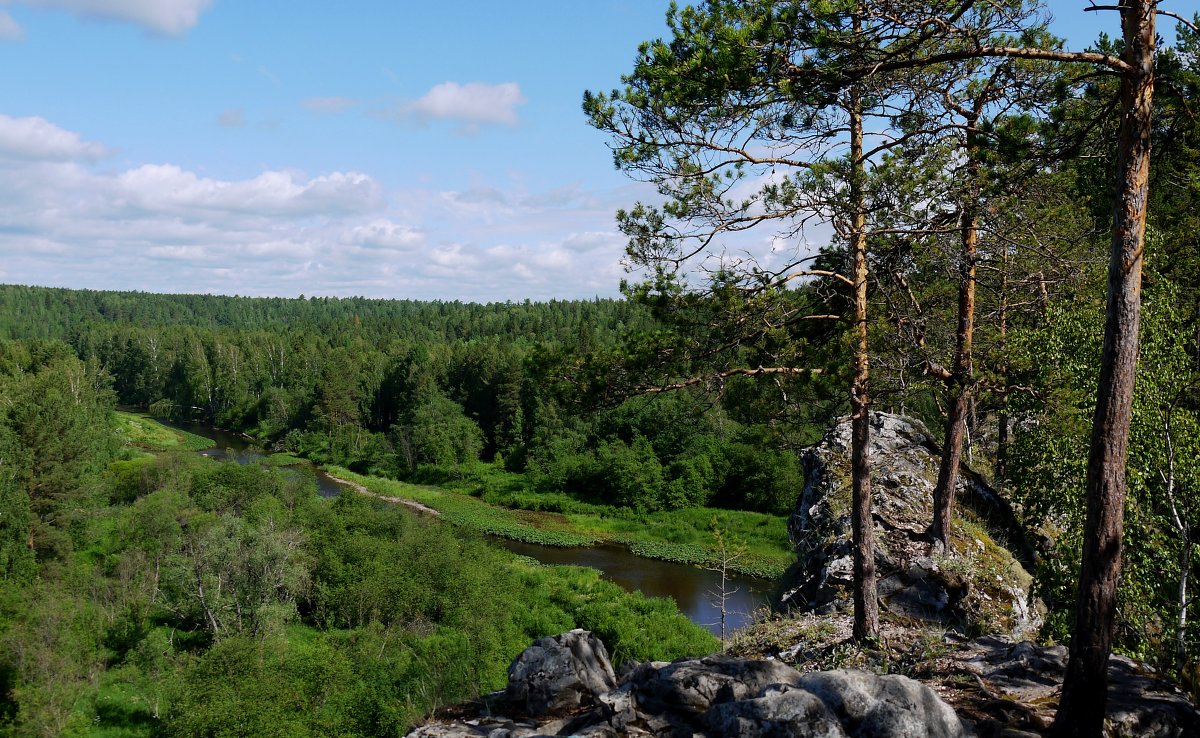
<box><xmin>498</xmin><ymin>538</ymin><xmax>775</xmax><ymax>634</ymax></box>
<box><xmin>170</xmin><ymin>421</ymin><xmax>348</xmax><ymax>497</ymax></box>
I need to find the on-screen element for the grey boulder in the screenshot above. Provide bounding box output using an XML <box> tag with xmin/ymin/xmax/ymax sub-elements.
<box><xmin>412</xmin><ymin>632</ymin><xmax>969</xmax><ymax>738</ymax></box>
<box><xmin>627</xmin><ymin>654</ymin><xmax>806</xmax><ymax>715</ymax></box>
<box><xmin>705</xmin><ymin>684</ymin><xmax>848</xmax><ymax>738</ymax></box>
<box><xmin>504</xmin><ymin>629</ymin><xmax>618</xmax><ymax>716</ymax></box>
<box><xmin>796</xmin><ymin>670</ymin><xmax>965</xmax><ymax>738</ymax></box>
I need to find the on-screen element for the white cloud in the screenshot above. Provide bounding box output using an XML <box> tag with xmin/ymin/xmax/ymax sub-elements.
<box><xmin>455</xmin><ymin>186</ymin><xmax>510</xmax><ymax>205</ymax></box>
<box><xmin>0</xmin><ymin>10</ymin><xmax>23</xmax><ymax>40</ymax></box>
<box><xmin>381</xmin><ymin>81</ymin><xmax>526</xmax><ymax>129</ymax></box>
<box><xmin>216</xmin><ymin>109</ymin><xmax>245</xmax><ymax>128</ymax></box>
<box><xmin>23</xmin><ymin>237</ymin><xmax>70</xmax><ymax>254</ymax></box>
<box><xmin>245</xmin><ymin>239</ymin><xmax>319</xmax><ymax>259</ymax></box>
<box><xmin>146</xmin><ymin>244</ymin><xmax>208</xmax><ymax>261</ymax></box>
<box><xmin>0</xmin><ymin>113</ymin><xmax>108</xmax><ymax>160</ymax></box>
<box><xmin>427</xmin><ymin>244</ymin><xmax>473</xmax><ymax>269</ymax></box>
<box><xmin>114</xmin><ymin>166</ymin><xmax>381</xmax><ymax>216</ymax></box>
<box><xmin>414</xmin><ymin>82</ymin><xmax>525</xmax><ymax>125</ymax></box>
<box><xmin>14</xmin><ymin>0</ymin><xmax>212</xmax><ymax>35</ymax></box>
<box><xmin>303</xmin><ymin>96</ymin><xmax>358</xmax><ymax>113</ymax></box>
<box><xmin>561</xmin><ymin>231</ymin><xmax>620</xmax><ymax>252</ymax></box>
<box><xmin>0</xmin><ymin>114</ymin><xmax>649</xmax><ymax>301</ymax></box>
<box><xmin>520</xmin><ymin>183</ymin><xmax>586</xmax><ymax>209</ymax></box>
<box><xmin>343</xmin><ymin>219</ymin><xmax>423</xmax><ymax>251</ymax></box>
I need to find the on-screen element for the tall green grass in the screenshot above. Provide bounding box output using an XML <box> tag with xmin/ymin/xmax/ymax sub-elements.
<box><xmin>326</xmin><ymin>467</ymin><xmax>595</xmax><ymax>547</ymax></box>
<box><xmin>113</xmin><ymin>411</ymin><xmax>214</xmax><ymax>452</ymax></box>
<box><xmin>328</xmin><ymin>465</ymin><xmax>793</xmax><ymax>578</ymax></box>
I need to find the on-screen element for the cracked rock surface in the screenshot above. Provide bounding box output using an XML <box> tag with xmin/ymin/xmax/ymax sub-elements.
<box><xmin>406</xmin><ymin>630</ymin><xmax>966</xmax><ymax>738</ymax></box>
<box><xmin>785</xmin><ymin>412</ymin><xmax>1042</xmax><ymax>639</ymax></box>
<box><xmin>942</xmin><ymin>635</ymin><xmax>1200</xmax><ymax>737</ymax></box>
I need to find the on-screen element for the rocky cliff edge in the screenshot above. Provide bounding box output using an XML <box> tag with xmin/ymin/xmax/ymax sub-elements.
<box><xmin>785</xmin><ymin>412</ymin><xmax>1041</xmax><ymax>639</ymax></box>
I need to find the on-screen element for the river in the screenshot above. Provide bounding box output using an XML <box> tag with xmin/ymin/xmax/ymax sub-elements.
<box><xmin>177</xmin><ymin>423</ymin><xmax>350</xmax><ymax>498</ymax></box>
<box><xmin>175</xmin><ymin>421</ymin><xmax>775</xmax><ymax>634</ymax></box>
<box><xmin>498</xmin><ymin>539</ymin><xmax>774</xmax><ymax>634</ymax></box>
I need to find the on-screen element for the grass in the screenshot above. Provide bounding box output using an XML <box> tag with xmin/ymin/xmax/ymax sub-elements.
<box><xmin>113</xmin><ymin>411</ymin><xmax>214</xmax><ymax>452</ymax></box>
<box><xmin>126</xmin><ymin>420</ymin><xmax>794</xmax><ymax>580</ymax></box>
<box><xmin>565</xmin><ymin>506</ymin><xmax>792</xmax><ymax>579</ymax></box>
<box><xmin>511</xmin><ymin>557</ymin><xmax>720</xmax><ymax>663</ymax></box>
<box><xmin>325</xmin><ymin>467</ymin><xmax>596</xmax><ymax>547</ymax></box>
<box><xmin>260</xmin><ymin>453</ymin><xmax>306</xmax><ymax>467</ymax></box>
<box><xmin>729</xmin><ymin>611</ymin><xmax>953</xmax><ymax>680</ymax></box>
<box><xmin>467</xmin><ymin>462</ymin><xmax>792</xmax><ymax>578</ymax></box>
<box><xmin>83</xmin><ymin>672</ymin><xmax>160</xmax><ymax>738</ymax></box>
<box><xmin>329</xmin><ymin>464</ymin><xmax>794</xmax><ymax>579</ymax></box>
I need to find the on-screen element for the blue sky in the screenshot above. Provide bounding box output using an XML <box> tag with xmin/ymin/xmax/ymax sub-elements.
<box><xmin>0</xmin><ymin>1</ymin><xmax>1173</xmax><ymax>301</ymax></box>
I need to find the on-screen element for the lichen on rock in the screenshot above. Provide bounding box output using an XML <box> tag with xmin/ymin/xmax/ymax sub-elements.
<box><xmin>504</xmin><ymin>629</ymin><xmax>618</xmax><ymax>716</ymax></box>
<box><xmin>784</xmin><ymin>412</ymin><xmax>1043</xmax><ymax>639</ymax></box>
<box><xmin>407</xmin><ymin>630</ymin><xmax>968</xmax><ymax>738</ymax></box>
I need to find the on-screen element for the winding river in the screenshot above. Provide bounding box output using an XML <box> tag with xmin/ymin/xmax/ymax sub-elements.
<box><xmin>176</xmin><ymin>422</ymin><xmax>776</xmax><ymax>634</ymax></box>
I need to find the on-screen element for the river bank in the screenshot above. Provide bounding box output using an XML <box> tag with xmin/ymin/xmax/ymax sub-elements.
<box><xmin>120</xmin><ymin>410</ymin><xmax>793</xmax><ymax>578</ymax></box>
<box><xmin>119</xmin><ymin>410</ymin><xmax>781</xmax><ymax>634</ymax></box>
<box><xmin>324</xmin><ymin>465</ymin><xmax>792</xmax><ymax>579</ymax></box>
<box><xmin>324</xmin><ymin>472</ymin><xmax>442</xmax><ymax>517</ymax></box>
<box><xmin>327</xmin><ymin>467</ymin><xmax>777</xmax><ymax>632</ymax></box>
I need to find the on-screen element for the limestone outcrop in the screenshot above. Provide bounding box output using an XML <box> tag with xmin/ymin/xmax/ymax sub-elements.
<box><xmin>406</xmin><ymin>629</ymin><xmax>967</xmax><ymax>738</ymax></box>
<box><xmin>504</xmin><ymin>630</ymin><xmax>618</xmax><ymax>716</ymax></box>
<box><xmin>405</xmin><ymin>413</ymin><xmax>1200</xmax><ymax>738</ymax></box>
<box><xmin>409</xmin><ymin>629</ymin><xmax>1200</xmax><ymax>738</ymax></box>
<box><xmin>785</xmin><ymin>412</ymin><xmax>1042</xmax><ymax>638</ymax></box>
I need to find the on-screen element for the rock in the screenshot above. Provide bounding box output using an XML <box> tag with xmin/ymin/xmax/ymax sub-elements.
<box><xmin>411</xmin><ymin>631</ymin><xmax>976</xmax><ymax>738</ymax></box>
<box><xmin>949</xmin><ymin>635</ymin><xmax>1200</xmax><ymax>737</ymax></box>
<box><xmin>795</xmin><ymin>670</ymin><xmax>966</xmax><ymax>738</ymax></box>
<box><xmin>786</xmin><ymin>412</ymin><xmax>1043</xmax><ymax>638</ymax></box>
<box><xmin>1098</xmin><ymin>655</ymin><xmax>1200</xmax><ymax>738</ymax></box>
<box><xmin>705</xmin><ymin>684</ymin><xmax>847</xmax><ymax>738</ymax></box>
<box><xmin>504</xmin><ymin>629</ymin><xmax>618</xmax><ymax>716</ymax></box>
<box><xmin>626</xmin><ymin>654</ymin><xmax>806</xmax><ymax>716</ymax></box>
<box><xmin>597</xmin><ymin>683</ymin><xmax>638</xmax><ymax>732</ymax></box>
<box><xmin>404</xmin><ymin>726</ymin><xmax>484</xmax><ymax>738</ymax></box>
<box><xmin>404</xmin><ymin>719</ymin><xmax>549</xmax><ymax>738</ymax></box>
<box><xmin>876</xmin><ymin>569</ymin><xmax>955</xmax><ymax>620</ymax></box>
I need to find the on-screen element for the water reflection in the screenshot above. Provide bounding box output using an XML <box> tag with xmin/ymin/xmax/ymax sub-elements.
<box><xmin>498</xmin><ymin>539</ymin><xmax>774</xmax><ymax>635</ymax></box>
<box><xmin>169</xmin><ymin>421</ymin><xmax>348</xmax><ymax>497</ymax></box>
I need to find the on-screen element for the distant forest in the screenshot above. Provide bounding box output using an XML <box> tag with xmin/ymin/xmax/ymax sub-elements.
<box><xmin>0</xmin><ymin>283</ymin><xmax>823</xmax><ymax>516</ymax></box>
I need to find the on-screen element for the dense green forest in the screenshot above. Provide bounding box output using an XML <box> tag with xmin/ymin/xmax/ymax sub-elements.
<box><xmin>0</xmin><ymin>290</ymin><xmax>809</xmax><ymax>734</ymax></box>
<box><xmin>0</xmin><ymin>342</ymin><xmax>719</xmax><ymax>736</ymax></box>
<box><xmin>2</xmin><ymin>1</ymin><xmax>1200</xmax><ymax>736</ymax></box>
<box><xmin>0</xmin><ymin>284</ymin><xmax>817</xmax><ymax>518</ymax></box>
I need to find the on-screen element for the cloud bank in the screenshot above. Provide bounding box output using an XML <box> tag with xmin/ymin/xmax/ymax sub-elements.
<box><xmin>0</xmin><ymin>113</ymin><xmax>109</xmax><ymax>160</ymax></box>
<box><xmin>0</xmin><ymin>113</ymin><xmax>634</xmax><ymax>301</ymax></box>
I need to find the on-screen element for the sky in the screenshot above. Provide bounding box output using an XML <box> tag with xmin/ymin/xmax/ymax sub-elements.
<box><xmin>0</xmin><ymin>1</ymin><xmax>1173</xmax><ymax>302</ymax></box>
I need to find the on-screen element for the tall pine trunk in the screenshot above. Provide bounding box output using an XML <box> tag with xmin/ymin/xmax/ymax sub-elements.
<box><xmin>930</xmin><ymin>121</ymin><xmax>980</xmax><ymax>550</ymax></box>
<box><xmin>1053</xmin><ymin>3</ymin><xmax>1155</xmax><ymax>735</ymax></box>
<box><xmin>849</xmin><ymin>82</ymin><xmax>879</xmax><ymax>641</ymax></box>
<box><xmin>996</xmin><ymin>248</ymin><xmax>1010</xmax><ymax>482</ymax></box>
